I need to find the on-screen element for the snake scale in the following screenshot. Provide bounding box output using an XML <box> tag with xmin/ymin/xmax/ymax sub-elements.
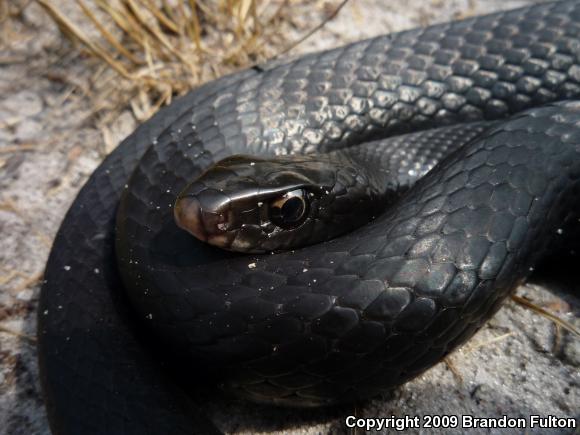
<box><xmin>39</xmin><ymin>1</ymin><xmax>580</xmax><ymax>434</ymax></box>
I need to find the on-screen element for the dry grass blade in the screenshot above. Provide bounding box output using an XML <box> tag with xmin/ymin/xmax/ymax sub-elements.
<box><xmin>187</xmin><ymin>0</ymin><xmax>203</xmax><ymax>49</ymax></box>
<box><xmin>465</xmin><ymin>332</ymin><xmax>516</xmax><ymax>353</ymax></box>
<box><xmin>0</xmin><ymin>325</ymin><xmax>37</xmax><ymax>344</ymax></box>
<box><xmin>511</xmin><ymin>294</ymin><xmax>580</xmax><ymax>337</ymax></box>
<box><xmin>443</xmin><ymin>356</ymin><xmax>463</xmax><ymax>383</ymax></box>
<box><xmin>125</xmin><ymin>0</ymin><xmax>191</xmax><ymax>68</ymax></box>
<box><xmin>36</xmin><ymin>0</ymin><xmax>133</xmax><ymax>79</ymax></box>
<box><xmin>12</xmin><ymin>271</ymin><xmax>44</xmax><ymax>294</ymax></box>
<box><xmin>34</xmin><ymin>0</ymin><xmax>326</xmax><ymax>125</ymax></box>
<box><xmin>0</xmin><ymin>0</ymin><xmax>7</xmax><ymax>22</ymax></box>
<box><xmin>77</xmin><ymin>0</ymin><xmax>143</xmax><ymax>65</ymax></box>
<box><xmin>93</xmin><ymin>0</ymin><xmax>149</xmax><ymax>51</ymax></box>
<box><xmin>139</xmin><ymin>0</ymin><xmax>180</xmax><ymax>35</ymax></box>
<box><xmin>0</xmin><ymin>144</ymin><xmax>38</xmax><ymax>154</ymax></box>
<box><xmin>274</xmin><ymin>0</ymin><xmax>351</xmax><ymax>58</ymax></box>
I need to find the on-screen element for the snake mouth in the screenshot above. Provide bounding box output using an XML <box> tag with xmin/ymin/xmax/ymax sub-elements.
<box><xmin>174</xmin><ymin>196</ymin><xmax>208</xmax><ymax>241</ymax></box>
<box><xmin>174</xmin><ymin>196</ymin><xmax>233</xmax><ymax>247</ymax></box>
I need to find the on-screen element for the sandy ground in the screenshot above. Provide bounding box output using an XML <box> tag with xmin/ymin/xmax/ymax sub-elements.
<box><xmin>0</xmin><ymin>0</ymin><xmax>578</xmax><ymax>434</ymax></box>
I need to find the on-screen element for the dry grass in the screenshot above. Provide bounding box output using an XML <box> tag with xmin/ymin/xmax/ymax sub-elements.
<box><xmin>35</xmin><ymin>0</ymin><xmax>333</xmax><ymax>127</ymax></box>
<box><xmin>511</xmin><ymin>294</ymin><xmax>580</xmax><ymax>337</ymax></box>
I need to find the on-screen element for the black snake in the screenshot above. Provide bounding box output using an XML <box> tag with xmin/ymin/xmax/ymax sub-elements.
<box><xmin>39</xmin><ymin>2</ymin><xmax>580</xmax><ymax>434</ymax></box>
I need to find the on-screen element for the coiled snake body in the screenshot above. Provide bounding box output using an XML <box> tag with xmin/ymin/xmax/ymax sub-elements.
<box><xmin>39</xmin><ymin>2</ymin><xmax>580</xmax><ymax>434</ymax></box>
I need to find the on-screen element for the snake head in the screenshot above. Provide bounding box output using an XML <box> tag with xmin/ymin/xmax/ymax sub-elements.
<box><xmin>174</xmin><ymin>153</ymin><xmax>384</xmax><ymax>253</ymax></box>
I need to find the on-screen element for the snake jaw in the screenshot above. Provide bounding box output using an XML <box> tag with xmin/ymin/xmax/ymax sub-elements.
<box><xmin>174</xmin><ymin>195</ymin><xmax>208</xmax><ymax>242</ymax></box>
<box><xmin>174</xmin><ymin>193</ymin><xmax>237</xmax><ymax>249</ymax></box>
<box><xmin>174</xmin><ymin>195</ymin><xmax>231</xmax><ymax>239</ymax></box>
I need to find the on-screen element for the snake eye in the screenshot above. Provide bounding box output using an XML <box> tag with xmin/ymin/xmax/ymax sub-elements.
<box><xmin>269</xmin><ymin>189</ymin><xmax>309</xmax><ymax>228</ymax></box>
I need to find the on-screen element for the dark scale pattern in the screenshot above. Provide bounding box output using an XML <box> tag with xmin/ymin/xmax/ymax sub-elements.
<box><xmin>172</xmin><ymin>122</ymin><xmax>492</xmax><ymax>253</ymax></box>
<box><xmin>37</xmin><ymin>74</ymin><xmax>255</xmax><ymax>435</ymax></box>
<box><xmin>119</xmin><ymin>104</ymin><xmax>580</xmax><ymax>407</ymax></box>
<box><xmin>40</xmin><ymin>2</ymin><xmax>580</xmax><ymax>434</ymax></box>
<box><xmin>342</xmin><ymin>121</ymin><xmax>491</xmax><ymax>187</ymax></box>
